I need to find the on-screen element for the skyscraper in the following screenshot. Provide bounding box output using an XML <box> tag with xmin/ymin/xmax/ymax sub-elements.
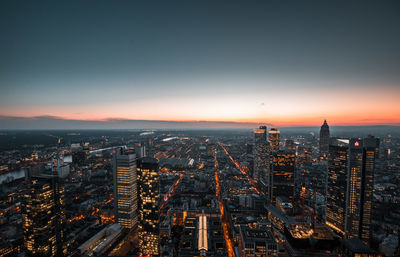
<box><xmin>319</xmin><ymin>120</ymin><xmax>330</xmax><ymax>157</ymax></box>
<box><xmin>326</xmin><ymin>137</ymin><xmax>377</xmax><ymax>244</ymax></box>
<box><xmin>269</xmin><ymin>150</ymin><xmax>295</xmax><ymax>204</ymax></box>
<box><xmin>113</xmin><ymin>148</ymin><xmax>138</xmax><ymax>230</ymax></box>
<box><xmin>253</xmin><ymin>126</ymin><xmax>269</xmax><ymax>181</ymax></box>
<box><xmin>269</xmin><ymin>127</ymin><xmax>280</xmax><ymax>151</ymax></box>
<box><xmin>137</xmin><ymin>157</ymin><xmax>160</xmax><ymax>256</ymax></box>
<box><xmin>22</xmin><ymin>157</ymin><xmax>66</xmax><ymax>257</ymax></box>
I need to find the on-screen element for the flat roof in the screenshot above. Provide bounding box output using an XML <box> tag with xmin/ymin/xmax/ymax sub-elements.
<box><xmin>342</xmin><ymin>238</ymin><xmax>375</xmax><ymax>253</ymax></box>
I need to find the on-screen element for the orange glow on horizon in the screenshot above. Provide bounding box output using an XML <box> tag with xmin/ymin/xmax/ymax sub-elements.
<box><xmin>1</xmin><ymin>83</ymin><xmax>399</xmax><ymax>127</ymax></box>
<box><xmin>0</xmin><ymin>113</ymin><xmax>399</xmax><ymax>127</ymax></box>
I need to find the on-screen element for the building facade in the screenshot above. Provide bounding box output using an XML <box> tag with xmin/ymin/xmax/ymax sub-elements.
<box><xmin>22</xmin><ymin>165</ymin><xmax>66</xmax><ymax>257</ymax></box>
<box><xmin>137</xmin><ymin>157</ymin><xmax>160</xmax><ymax>256</ymax></box>
<box><xmin>269</xmin><ymin>150</ymin><xmax>296</xmax><ymax>204</ymax></box>
<box><xmin>253</xmin><ymin>126</ymin><xmax>269</xmax><ymax>182</ymax></box>
<box><xmin>319</xmin><ymin>120</ymin><xmax>330</xmax><ymax>157</ymax></box>
<box><xmin>326</xmin><ymin>137</ymin><xmax>377</xmax><ymax>244</ymax></box>
<box><xmin>113</xmin><ymin>148</ymin><xmax>138</xmax><ymax>230</ymax></box>
<box><xmin>269</xmin><ymin>127</ymin><xmax>280</xmax><ymax>151</ymax></box>
<box><xmin>240</xmin><ymin>225</ymin><xmax>278</xmax><ymax>257</ymax></box>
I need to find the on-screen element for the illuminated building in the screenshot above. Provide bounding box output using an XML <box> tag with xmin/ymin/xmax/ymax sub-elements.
<box><xmin>178</xmin><ymin>215</ymin><xmax>226</xmax><ymax>257</ymax></box>
<box><xmin>113</xmin><ymin>148</ymin><xmax>138</xmax><ymax>230</ymax></box>
<box><xmin>326</xmin><ymin>138</ymin><xmax>377</xmax><ymax>244</ymax></box>
<box><xmin>284</xmin><ymin>224</ymin><xmax>340</xmax><ymax>256</ymax></box>
<box><xmin>267</xmin><ymin>205</ymin><xmax>296</xmax><ymax>233</ymax></box>
<box><xmin>137</xmin><ymin>157</ymin><xmax>160</xmax><ymax>256</ymax></box>
<box><xmin>77</xmin><ymin>224</ymin><xmax>123</xmax><ymax>256</ymax></box>
<box><xmin>239</xmin><ymin>225</ymin><xmax>277</xmax><ymax>257</ymax></box>
<box><xmin>22</xmin><ymin>158</ymin><xmax>66</xmax><ymax>257</ymax></box>
<box><xmin>319</xmin><ymin>120</ymin><xmax>330</xmax><ymax>157</ymax></box>
<box><xmin>253</xmin><ymin>125</ymin><xmax>269</xmax><ymax>182</ymax></box>
<box><xmin>198</xmin><ymin>214</ymin><xmax>208</xmax><ymax>254</ymax></box>
<box><xmin>269</xmin><ymin>150</ymin><xmax>295</xmax><ymax>204</ymax></box>
<box><xmin>269</xmin><ymin>127</ymin><xmax>280</xmax><ymax>151</ymax></box>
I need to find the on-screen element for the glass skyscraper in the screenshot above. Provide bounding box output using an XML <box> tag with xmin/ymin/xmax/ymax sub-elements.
<box><xmin>22</xmin><ymin>160</ymin><xmax>66</xmax><ymax>257</ymax></box>
<box><xmin>326</xmin><ymin>137</ymin><xmax>377</xmax><ymax>244</ymax></box>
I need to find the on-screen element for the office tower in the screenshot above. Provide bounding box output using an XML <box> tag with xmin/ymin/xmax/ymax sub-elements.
<box><xmin>22</xmin><ymin>158</ymin><xmax>66</xmax><ymax>257</ymax></box>
<box><xmin>364</xmin><ymin>134</ymin><xmax>380</xmax><ymax>159</ymax></box>
<box><xmin>326</xmin><ymin>137</ymin><xmax>377</xmax><ymax>244</ymax></box>
<box><xmin>269</xmin><ymin>150</ymin><xmax>295</xmax><ymax>204</ymax></box>
<box><xmin>319</xmin><ymin>120</ymin><xmax>330</xmax><ymax>157</ymax></box>
<box><xmin>137</xmin><ymin>157</ymin><xmax>160</xmax><ymax>256</ymax></box>
<box><xmin>253</xmin><ymin>126</ymin><xmax>269</xmax><ymax>181</ymax></box>
<box><xmin>113</xmin><ymin>148</ymin><xmax>138</xmax><ymax>230</ymax></box>
<box><xmin>269</xmin><ymin>127</ymin><xmax>280</xmax><ymax>151</ymax></box>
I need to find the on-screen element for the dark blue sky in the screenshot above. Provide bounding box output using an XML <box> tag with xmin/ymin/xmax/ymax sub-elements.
<box><xmin>1</xmin><ymin>1</ymin><xmax>400</xmax><ymax>126</ymax></box>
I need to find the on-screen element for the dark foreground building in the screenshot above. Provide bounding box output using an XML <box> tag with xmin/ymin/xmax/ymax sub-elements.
<box><xmin>22</xmin><ymin>166</ymin><xmax>66</xmax><ymax>257</ymax></box>
<box><xmin>326</xmin><ymin>137</ymin><xmax>378</xmax><ymax>244</ymax></box>
<box><xmin>269</xmin><ymin>150</ymin><xmax>295</xmax><ymax>204</ymax></box>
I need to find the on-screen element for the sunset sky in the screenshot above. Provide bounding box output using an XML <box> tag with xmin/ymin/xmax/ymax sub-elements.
<box><xmin>1</xmin><ymin>1</ymin><xmax>400</xmax><ymax>127</ymax></box>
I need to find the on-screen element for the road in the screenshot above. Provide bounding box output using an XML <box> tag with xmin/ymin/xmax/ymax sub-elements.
<box><xmin>160</xmin><ymin>173</ymin><xmax>183</xmax><ymax>211</ymax></box>
<box><xmin>218</xmin><ymin>143</ymin><xmax>260</xmax><ymax>194</ymax></box>
<box><xmin>214</xmin><ymin>151</ymin><xmax>234</xmax><ymax>257</ymax></box>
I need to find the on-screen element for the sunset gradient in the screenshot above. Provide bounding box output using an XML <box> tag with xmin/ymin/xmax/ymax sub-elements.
<box><xmin>1</xmin><ymin>1</ymin><xmax>400</xmax><ymax>128</ymax></box>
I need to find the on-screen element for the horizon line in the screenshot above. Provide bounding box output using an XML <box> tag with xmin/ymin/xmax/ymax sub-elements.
<box><xmin>1</xmin><ymin>115</ymin><xmax>400</xmax><ymax>128</ymax></box>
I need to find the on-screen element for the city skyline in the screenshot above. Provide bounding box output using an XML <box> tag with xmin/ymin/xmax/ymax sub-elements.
<box><xmin>1</xmin><ymin>1</ymin><xmax>400</xmax><ymax>127</ymax></box>
<box><xmin>1</xmin><ymin>1</ymin><xmax>400</xmax><ymax>256</ymax></box>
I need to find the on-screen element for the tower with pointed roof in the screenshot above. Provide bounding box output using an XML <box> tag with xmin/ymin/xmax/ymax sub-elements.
<box><xmin>319</xmin><ymin>120</ymin><xmax>330</xmax><ymax>157</ymax></box>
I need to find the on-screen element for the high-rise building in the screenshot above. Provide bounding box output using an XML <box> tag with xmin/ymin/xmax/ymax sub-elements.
<box><xmin>22</xmin><ymin>158</ymin><xmax>66</xmax><ymax>257</ymax></box>
<box><xmin>269</xmin><ymin>128</ymin><xmax>280</xmax><ymax>151</ymax></box>
<box><xmin>319</xmin><ymin>120</ymin><xmax>330</xmax><ymax>157</ymax></box>
<box><xmin>326</xmin><ymin>137</ymin><xmax>377</xmax><ymax>244</ymax></box>
<box><xmin>364</xmin><ymin>134</ymin><xmax>380</xmax><ymax>159</ymax></box>
<box><xmin>269</xmin><ymin>150</ymin><xmax>295</xmax><ymax>204</ymax></box>
<box><xmin>253</xmin><ymin>126</ymin><xmax>269</xmax><ymax>181</ymax></box>
<box><xmin>113</xmin><ymin>148</ymin><xmax>138</xmax><ymax>230</ymax></box>
<box><xmin>137</xmin><ymin>157</ymin><xmax>160</xmax><ymax>256</ymax></box>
